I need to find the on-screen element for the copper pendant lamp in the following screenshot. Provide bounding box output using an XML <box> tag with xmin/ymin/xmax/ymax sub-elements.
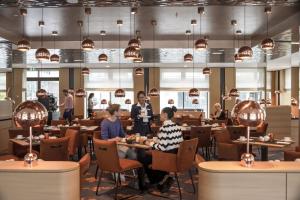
<box><xmin>17</xmin><ymin>8</ymin><xmax>30</xmax><ymax>52</ymax></box>
<box><xmin>184</xmin><ymin>30</ymin><xmax>193</xmax><ymax>62</ymax></box>
<box><xmin>50</xmin><ymin>31</ymin><xmax>60</xmax><ymax>63</ymax></box>
<box><xmin>36</xmin><ymin>88</ymin><xmax>47</xmax><ymax>98</ymax></box>
<box><xmin>261</xmin><ymin>6</ymin><xmax>275</xmax><ymax>50</ymax></box>
<box><xmin>133</xmin><ymin>52</ymin><xmax>143</xmax><ymax>63</ymax></box>
<box><xmin>125</xmin><ymin>99</ymin><xmax>132</xmax><ymax>104</ymax></box>
<box><xmin>189</xmin><ymin>19</ymin><xmax>199</xmax><ymax>97</ymax></box>
<box><xmin>238</xmin><ymin>4</ymin><xmax>252</xmax><ymax>60</ymax></box>
<box><xmin>36</xmin><ymin>9</ymin><xmax>50</xmax><ymax>61</ymax></box>
<box><xmin>115</xmin><ymin>20</ymin><xmax>126</xmax><ymax>98</ymax></box>
<box><xmin>168</xmin><ymin>99</ymin><xmax>174</xmax><ymax>105</ymax></box>
<box><xmin>75</xmin><ymin>88</ymin><xmax>86</xmax><ymax>97</ymax></box>
<box><xmin>135</xmin><ymin>67</ymin><xmax>144</xmax><ymax>76</ymax></box>
<box><xmin>229</xmin><ymin>88</ymin><xmax>239</xmax><ymax>97</ymax></box>
<box><xmin>124</xmin><ymin>7</ymin><xmax>139</xmax><ymax>60</ymax></box>
<box><xmin>195</xmin><ymin>7</ymin><xmax>207</xmax><ymax>51</ymax></box>
<box><xmin>149</xmin><ymin>20</ymin><xmax>159</xmax><ymax>97</ymax></box>
<box><xmin>82</xmin><ymin>7</ymin><xmax>94</xmax><ymax>51</ymax></box>
<box><xmin>192</xmin><ymin>99</ymin><xmax>199</xmax><ymax>104</ymax></box>
<box><xmin>202</xmin><ymin>67</ymin><xmax>211</xmax><ymax>75</ymax></box>
<box><xmin>81</xmin><ymin>67</ymin><xmax>90</xmax><ymax>76</ymax></box>
<box><xmin>98</xmin><ymin>30</ymin><xmax>108</xmax><ymax>62</ymax></box>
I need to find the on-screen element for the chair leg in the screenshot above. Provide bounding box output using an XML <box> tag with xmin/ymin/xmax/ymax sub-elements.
<box><xmin>115</xmin><ymin>173</ymin><xmax>120</xmax><ymax>200</ymax></box>
<box><xmin>96</xmin><ymin>170</ymin><xmax>103</xmax><ymax>196</ymax></box>
<box><xmin>95</xmin><ymin>165</ymin><xmax>99</xmax><ymax>179</ymax></box>
<box><xmin>175</xmin><ymin>173</ymin><xmax>182</xmax><ymax>200</ymax></box>
<box><xmin>189</xmin><ymin>169</ymin><xmax>196</xmax><ymax>194</ymax></box>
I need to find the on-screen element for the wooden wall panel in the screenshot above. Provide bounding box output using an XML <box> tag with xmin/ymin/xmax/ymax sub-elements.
<box><xmin>59</xmin><ymin>68</ymin><xmax>69</xmax><ymax>114</ymax></box>
<box><xmin>209</xmin><ymin>68</ymin><xmax>220</xmax><ymax>116</ymax></box>
<box><xmin>149</xmin><ymin>68</ymin><xmax>160</xmax><ymax>114</ymax></box>
<box><xmin>224</xmin><ymin>67</ymin><xmax>235</xmax><ymax>112</ymax></box>
<box><xmin>73</xmin><ymin>68</ymin><xmax>84</xmax><ymax>117</ymax></box>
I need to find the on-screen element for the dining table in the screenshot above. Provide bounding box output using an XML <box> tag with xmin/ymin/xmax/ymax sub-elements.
<box><xmin>233</xmin><ymin>137</ymin><xmax>294</xmax><ymax>161</ymax></box>
<box><xmin>44</xmin><ymin>125</ymin><xmax>99</xmax><ymax>135</ymax></box>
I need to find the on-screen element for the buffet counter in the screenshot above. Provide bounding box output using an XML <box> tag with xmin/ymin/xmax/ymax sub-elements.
<box><xmin>0</xmin><ymin>161</ymin><xmax>80</xmax><ymax>200</ymax></box>
<box><xmin>198</xmin><ymin>161</ymin><xmax>300</xmax><ymax>200</ymax></box>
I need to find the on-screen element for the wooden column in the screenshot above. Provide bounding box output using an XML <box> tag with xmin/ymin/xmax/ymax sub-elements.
<box><xmin>209</xmin><ymin>68</ymin><xmax>220</xmax><ymax>116</ymax></box>
<box><xmin>271</xmin><ymin>71</ymin><xmax>277</xmax><ymax>106</ymax></box>
<box><xmin>7</xmin><ymin>68</ymin><xmax>24</xmax><ymax>107</ymax></box>
<box><xmin>73</xmin><ymin>68</ymin><xmax>84</xmax><ymax>117</ymax></box>
<box><xmin>149</xmin><ymin>68</ymin><xmax>160</xmax><ymax>115</ymax></box>
<box><xmin>224</xmin><ymin>67</ymin><xmax>236</xmax><ymax>112</ymax></box>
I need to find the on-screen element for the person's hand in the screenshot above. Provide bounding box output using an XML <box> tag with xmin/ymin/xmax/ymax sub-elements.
<box><xmin>145</xmin><ymin>140</ymin><xmax>151</xmax><ymax>146</ymax></box>
<box><xmin>139</xmin><ymin>137</ymin><xmax>147</xmax><ymax>144</ymax></box>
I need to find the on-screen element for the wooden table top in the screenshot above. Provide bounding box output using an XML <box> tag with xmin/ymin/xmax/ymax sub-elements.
<box><xmin>10</xmin><ymin>138</ymin><xmax>40</xmax><ymax>147</ymax></box>
<box><xmin>117</xmin><ymin>142</ymin><xmax>152</xmax><ymax>150</ymax></box>
<box><xmin>44</xmin><ymin>125</ymin><xmax>98</xmax><ymax>132</ymax></box>
<box><xmin>232</xmin><ymin>138</ymin><xmax>293</xmax><ymax>148</ymax></box>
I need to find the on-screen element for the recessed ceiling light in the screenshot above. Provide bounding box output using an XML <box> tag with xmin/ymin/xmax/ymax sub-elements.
<box><xmin>74</xmin><ymin>59</ymin><xmax>83</xmax><ymax>62</ymax></box>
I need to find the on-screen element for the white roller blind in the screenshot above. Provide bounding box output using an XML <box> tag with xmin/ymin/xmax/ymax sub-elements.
<box><xmin>266</xmin><ymin>71</ymin><xmax>271</xmax><ymax>90</ymax></box>
<box><xmin>0</xmin><ymin>73</ymin><xmax>6</xmax><ymax>90</ymax></box>
<box><xmin>85</xmin><ymin>69</ymin><xmax>133</xmax><ymax>89</ymax></box>
<box><xmin>160</xmin><ymin>68</ymin><xmax>209</xmax><ymax>89</ymax></box>
<box><xmin>236</xmin><ymin>68</ymin><xmax>265</xmax><ymax>89</ymax></box>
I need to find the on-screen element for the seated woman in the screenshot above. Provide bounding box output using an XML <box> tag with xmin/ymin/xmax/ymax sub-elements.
<box><xmin>139</xmin><ymin>106</ymin><xmax>184</xmax><ymax>192</ymax></box>
<box><xmin>101</xmin><ymin>104</ymin><xmax>136</xmax><ymax>159</ymax></box>
<box><xmin>211</xmin><ymin>103</ymin><xmax>226</xmax><ymax>120</ymax></box>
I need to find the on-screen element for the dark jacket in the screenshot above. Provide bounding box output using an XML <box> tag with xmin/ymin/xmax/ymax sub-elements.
<box><xmin>131</xmin><ymin>103</ymin><xmax>153</xmax><ymax>136</ymax></box>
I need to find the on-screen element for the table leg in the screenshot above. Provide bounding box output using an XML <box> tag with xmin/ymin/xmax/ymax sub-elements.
<box><xmin>261</xmin><ymin>146</ymin><xmax>268</xmax><ymax>161</ymax></box>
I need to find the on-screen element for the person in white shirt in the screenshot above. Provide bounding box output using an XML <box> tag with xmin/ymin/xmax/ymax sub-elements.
<box><xmin>59</xmin><ymin>89</ymin><xmax>74</xmax><ymax>123</ymax></box>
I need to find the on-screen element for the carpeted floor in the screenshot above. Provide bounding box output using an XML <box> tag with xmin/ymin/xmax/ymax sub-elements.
<box><xmin>80</xmin><ymin>147</ymin><xmax>284</xmax><ymax>200</ymax></box>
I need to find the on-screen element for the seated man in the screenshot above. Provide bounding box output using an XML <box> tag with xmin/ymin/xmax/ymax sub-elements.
<box><xmin>101</xmin><ymin>104</ymin><xmax>136</xmax><ymax>159</ymax></box>
<box><xmin>139</xmin><ymin>106</ymin><xmax>184</xmax><ymax>193</ymax></box>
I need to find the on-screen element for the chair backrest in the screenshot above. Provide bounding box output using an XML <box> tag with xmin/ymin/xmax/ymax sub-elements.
<box><xmin>60</xmin><ymin>126</ymin><xmax>80</xmax><ymax>137</ymax></box>
<box><xmin>190</xmin><ymin>126</ymin><xmax>211</xmax><ymax>148</ymax></box>
<box><xmin>284</xmin><ymin>150</ymin><xmax>300</xmax><ymax>161</ymax></box>
<box><xmin>65</xmin><ymin>128</ymin><xmax>80</xmax><ymax>156</ymax></box>
<box><xmin>79</xmin><ymin>119</ymin><xmax>96</xmax><ymax>126</ymax></box>
<box><xmin>40</xmin><ymin>137</ymin><xmax>69</xmax><ymax>161</ymax></box>
<box><xmin>296</xmin><ymin>146</ymin><xmax>300</xmax><ymax>152</ymax></box>
<box><xmin>120</xmin><ymin>120</ymin><xmax>132</xmax><ymax>130</ymax></box>
<box><xmin>93</xmin><ymin>139</ymin><xmax>121</xmax><ymax>172</ymax></box>
<box><xmin>227</xmin><ymin>126</ymin><xmax>247</xmax><ymax>140</ymax></box>
<box><xmin>214</xmin><ymin>130</ymin><xmax>231</xmax><ymax>143</ymax></box>
<box><xmin>9</xmin><ymin>128</ymin><xmax>29</xmax><ymax>139</ymax></box>
<box><xmin>177</xmin><ymin>138</ymin><xmax>198</xmax><ymax>171</ymax></box>
<box><xmin>93</xmin><ymin>131</ymin><xmax>101</xmax><ymax>139</ymax></box>
<box><xmin>51</xmin><ymin>120</ymin><xmax>67</xmax><ymax>126</ymax></box>
<box><xmin>184</xmin><ymin>120</ymin><xmax>201</xmax><ymax>126</ymax></box>
<box><xmin>32</xmin><ymin>125</ymin><xmax>44</xmax><ymax>135</ymax></box>
<box><xmin>79</xmin><ymin>153</ymin><xmax>91</xmax><ymax>177</ymax></box>
<box><xmin>256</xmin><ymin>122</ymin><xmax>268</xmax><ymax>134</ymax></box>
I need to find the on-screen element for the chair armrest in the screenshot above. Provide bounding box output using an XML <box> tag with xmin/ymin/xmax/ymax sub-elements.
<box><xmin>217</xmin><ymin>142</ymin><xmax>240</xmax><ymax>161</ymax></box>
<box><xmin>295</xmin><ymin>146</ymin><xmax>300</xmax><ymax>152</ymax></box>
<box><xmin>152</xmin><ymin>150</ymin><xmax>177</xmax><ymax>172</ymax></box>
<box><xmin>284</xmin><ymin>150</ymin><xmax>300</xmax><ymax>161</ymax></box>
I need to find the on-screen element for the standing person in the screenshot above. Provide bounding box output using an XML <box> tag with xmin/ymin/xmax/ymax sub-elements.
<box><xmin>131</xmin><ymin>91</ymin><xmax>153</xmax><ymax>136</ymax></box>
<box><xmin>87</xmin><ymin>93</ymin><xmax>95</xmax><ymax>118</ymax></box>
<box><xmin>211</xmin><ymin>103</ymin><xmax>226</xmax><ymax>120</ymax></box>
<box><xmin>101</xmin><ymin>103</ymin><xmax>136</xmax><ymax>159</ymax></box>
<box><xmin>59</xmin><ymin>89</ymin><xmax>74</xmax><ymax>124</ymax></box>
<box><xmin>139</xmin><ymin>106</ymin><xmax>184</xmax><ymax>192</ymax></box>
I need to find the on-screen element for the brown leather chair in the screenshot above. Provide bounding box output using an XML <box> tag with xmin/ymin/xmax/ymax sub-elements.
<box><xmin>79</xmin><ymin>153</ymin><xmax>91</xmax><ymax>187</ymax></box>
<box><xmin>93</xmin><ymin>139</ymin><xmax>143</xmax><ymax>199</ymax></box>
<box><xmin>120</xmin><ymin>119</ymin><xmax>132</xmax><ymax>131</ymax></box>
<box><xmin>51</xmin><ymin>120</ymin><xmax>67</xmax><ymax>126</ymax></box>
<box><xmin>190</xmin><ymin>126</ymin><xmax>212</xmax><ymax>160</ymax></box>
<box><xmin>9</xmin><ymin>129</ymin><xmax>29</xmax><ymax>157</ymax></box>
<box><xmin>227</xmin><ymin>126</ymin><xmax>247</xmax><ymax>140</ymax></box>
<box><xmin>0</xmin><ymin>154</ymin><xmax>19</xmax><ymax>161</ymax></box>
<box><xmin>214</xmin><ymin>131</ymin><xmax>246</xmax><ymax>161</ymax></box>
<box><xmin>79</xmin><ymin>119</ymin><xmax>96</xmax><ymax>126</ymax></box>
<box><xmin>65</xmin><ymin>128</ymin><xmax>80</xmax><ymax>159</ymax></box>
<box><xmin>284</xmin><ymin>146</ymin><xmax>300</xmax><ymax>161</ymax></box>
<box><xmin>40</xmin><ymin>137</ymin><xmax>69</xmax><ymax>161</ymax></box>
<box><xmin>152</xmin><ymin>138</ymin><xmax>198</xmax><ymax>200</ymax></box>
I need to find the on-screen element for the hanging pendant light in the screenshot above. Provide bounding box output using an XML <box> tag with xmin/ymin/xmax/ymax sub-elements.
<box><xmin>261</xmin><ymin>6</ymin><xmax>275</xmax><ymax>50</ymax></box>
<box><xmin>203</xmin><ymin>67</ymin><xmax>211</xmax><ymax>75</ymax></box>
<box><xmin>82</xmin><ymin>7</ymin><xmax>94</xmax><ymax>51</ymax></box>
<box><xmin>124</xmin><ymin>7</ymin><xmax>139</xmax><ymax>60</ymax></box>
<box><xmin>75</xmin><ymin>88</ymin><xmax>86</xmax><ymax>97</ymax></box>
<box><xmin>184</xmin><ymin>30</ymin><xmax>193</xmax><ymax>62</ymax></box>
<box><xmin>234</xmin><ymin>53</ymin><xmax>243</xmax><ymax>62</ymax></box>
<box><xmin>36</xmin><ymin>9</ymin><xmax>50</xmax><ymax>61</ymax></box>
<box><xmin>50</xmin><ymin>31</ymin><xmax>60</xmax><ymax>63</ymax></box>
<box><xmin>168</xmin><ymin>99</ymin><xmax>174</xmax><ymax>105</ymax></box>
<box><xmin>98</xmin><ymin>30</ymin><xmax>108</xmax><ymax>62</ymax></box>
<box><xmin>133</xmin><ymin>52</ymin><xmax>143</xmax><ymax>63</ymax></box>
<box><xmin>135</xmin><ymin>67</ymin><xmax>144</xmax><ymax>76</ymax></box>
<box><xmin>81</xmin><ymin>67</ymin><xmax>90</xmax><ymax>76</ymax></box>
<box><xmin>128</xmin><ymin>38</ymin><xmax>141</xmax><ymax>50</ymax></box>
<box><xmin>17</xmin><ymin>8</ymin><xmax>30</xmax><ymax>52</ymax></box>
<box><xmin>36</xmin><ymin>88</ymin><xmax>47</xmax><ymax>98</ymax></box>
<box><xmin>125</xmin><ymin>99</ymin><xmax>132</xmax><ymax>104</ymax></box>
<box><xmin>238</xmin><ymin>3</ymin><xmax>253</xmax><ymax>59</ymax></box>
<box><xmin>149</xmin><ymin>20</ymin><xmax>160</xmax><ymax>97</ymax></box>
<box><xmin>101</xmin><ymin>99</ymin><xmax>107</xmax><ymax>104</ymax></box>
<box><xmin>189</xmin><ymin>19</ymin><xmax>199</xmax><ymax>97</ymax></box>
<box><xmin>192</xmin><ymin>99</ymin><xmax>199</xmax><ymax>104</ymax></box>
<box><xmin>195</xmin><ymin>7</ymin><xmax>207</xmax><ymax>51</ymax></box>
<box><xmin>229</xmin><ymin>88</ymin><xmax>239</xmax><ymax>97</ymax></box>
<box><xmin>115</xmin><ymin>20</ymin><xmax>126</xmax><ymax>98</ymax></box>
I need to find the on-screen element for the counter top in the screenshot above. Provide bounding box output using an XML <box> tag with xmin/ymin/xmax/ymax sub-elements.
<box><xmin>0</xmin><ymin>161</ymin><xmax>79</xmax><ymax>173</ymax></box>
<box><xmin>198</xmin><ymin>161</ymin><xmax>300</xmax><ymax>173</ymax></box>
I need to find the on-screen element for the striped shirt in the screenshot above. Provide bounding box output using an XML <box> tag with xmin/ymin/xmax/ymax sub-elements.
<box><xmin>151</xmin><ymin>120</ymin><xmax>183</xmax><ymax>152</ymax></box>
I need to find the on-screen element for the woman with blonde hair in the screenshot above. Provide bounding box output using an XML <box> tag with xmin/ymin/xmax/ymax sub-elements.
<box><xmin>211</xmin><ymin>103</ymin><xmax>226</xmax><ymax>120</ymax></box>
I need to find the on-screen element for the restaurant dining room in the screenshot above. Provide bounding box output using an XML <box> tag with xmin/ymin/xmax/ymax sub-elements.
<box><xmin>0</xmin><ymin>0</ymin><xmax>300</xmax><ymax>200</ymax></box>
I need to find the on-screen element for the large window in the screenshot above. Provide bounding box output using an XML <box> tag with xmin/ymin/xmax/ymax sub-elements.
<box><xmin>85</xmin><ymin>69</ymin><xmax>134</xmax><ymax>110</ymax></box>
<box><xmin>0</xmin><ymin>73</ymin><xmax>6</xmax><ymax>100</ymax></box>
<box><xmin>285</xmin><ymin>68</ymin><xmax>291</xmax><ymax>90</ymax></box>
<box><xmin>236</xmin><ymin>68</ymin><xmax>266</xmax><ymax>101</ymax></box>
<box><xmin>160</xmin><ymin>68</ymin><xmax>209</xmax><ymax>115</ymax></box>
<box><xmin>26</xmin><ymin>70</ymin><xmax>59</xmax><ymax>101</ymax></box>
